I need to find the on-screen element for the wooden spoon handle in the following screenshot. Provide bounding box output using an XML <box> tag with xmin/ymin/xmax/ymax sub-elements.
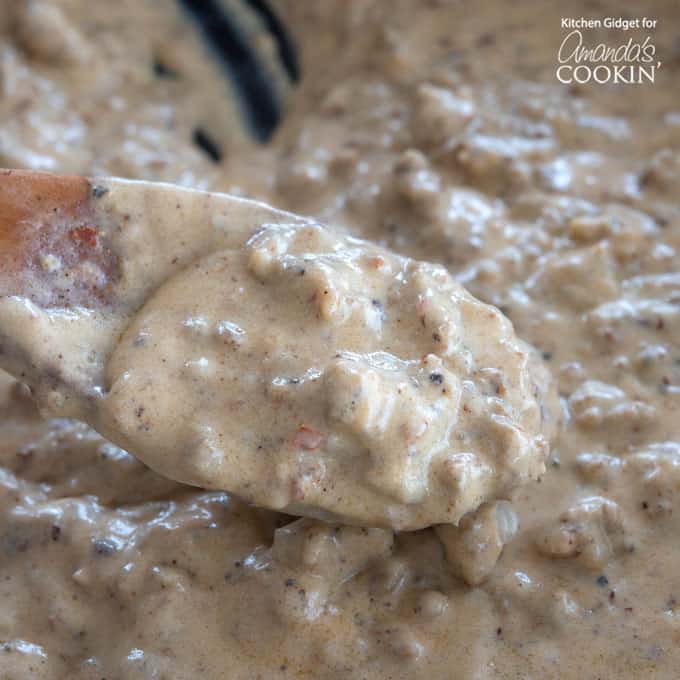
<box><xmin>0</xmin><ymin>168</ymin><xmax>308</xmax><ymax>416</ymax></box>
<box><xmin>0</xmin><ymin>169</ymin><xmax>119</xmax><ymax>309</ymax></box>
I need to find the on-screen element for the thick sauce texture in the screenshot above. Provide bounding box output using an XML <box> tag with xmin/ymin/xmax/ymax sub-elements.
<box><xmin>1</xmin><ymin>0</ymin><xmax>680</xmax><ymax>678</ymax></box>
<box><xmin>103</xmin><ymin>220</ymin><xmax>549</xmax><ymax>529</ymax></box>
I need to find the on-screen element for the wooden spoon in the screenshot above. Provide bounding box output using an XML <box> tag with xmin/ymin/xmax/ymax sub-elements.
<box><xmin>0</xmin><ymin>168</ymin><xmax>307</xmax><ymax>419</ymax></box>
<box><xmin>0</xmin><ymin>169</ymin><xmax>554</xmax><ymax>530</ymax></box>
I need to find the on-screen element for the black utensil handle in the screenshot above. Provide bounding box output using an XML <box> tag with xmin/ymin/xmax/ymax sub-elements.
<box><xmin>178</xmin><ymin>0</ymin><xmax>283</xmax><ymax>142</ymax></box>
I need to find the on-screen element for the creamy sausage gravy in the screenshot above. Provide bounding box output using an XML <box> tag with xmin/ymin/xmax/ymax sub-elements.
<box><xmin>0</xmin><ymin>173</ymin><xmax>552</xmax><ymax>529</ymax></box>
<box><xmin>1</xmin><ymin>0</ymin><xmax>679</xmax><ymax>678</ymax></box>
<box><xmin>103</xmin><ymin>218</ymin><xmax>552</xmax><ymax>529</ymax></box>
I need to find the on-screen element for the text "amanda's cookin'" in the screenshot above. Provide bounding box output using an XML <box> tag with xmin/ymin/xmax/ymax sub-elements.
<box><xmin>556</xmin><ymin>29</ymin><xmax>662</xmax><ymax>84</ymax></box>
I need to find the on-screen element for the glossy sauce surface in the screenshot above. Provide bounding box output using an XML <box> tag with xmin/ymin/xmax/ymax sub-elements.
<box><xmin>1</xmin><ymin>1</ymin><xmax>679</xmax><ymax>678</ymax></box>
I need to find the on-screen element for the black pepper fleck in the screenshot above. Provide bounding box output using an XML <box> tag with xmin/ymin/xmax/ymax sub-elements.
<box><xmin>152</xmin><ymin>58</ymin><xmax>179</xmax><ymax>78</ymax></box>
<box><xmin>476</xmin><ymin>32</ymin><xmax>496</xmax><ymax>47</ymax></box>
<box><xmin>92</xmin><ymin>538</ymin><xmax>116</xmax><ymax>556</ymax></box>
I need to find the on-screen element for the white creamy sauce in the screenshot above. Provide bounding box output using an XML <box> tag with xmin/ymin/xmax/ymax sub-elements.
<box><xmin>100</xmin><ymin>220</ymin><xmax>551</xmax><ymax>529</ymax></box>
<box><xmin>1</xmin><ymin>0</ymin><xmax>679</xmax><ymax>678</ymax></box>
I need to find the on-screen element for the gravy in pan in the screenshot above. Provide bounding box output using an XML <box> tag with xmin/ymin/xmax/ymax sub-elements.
<box><xmin>1</xmin><ymin>0</ymin><xmax>679</xmax><ymax>678</ymax></box>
